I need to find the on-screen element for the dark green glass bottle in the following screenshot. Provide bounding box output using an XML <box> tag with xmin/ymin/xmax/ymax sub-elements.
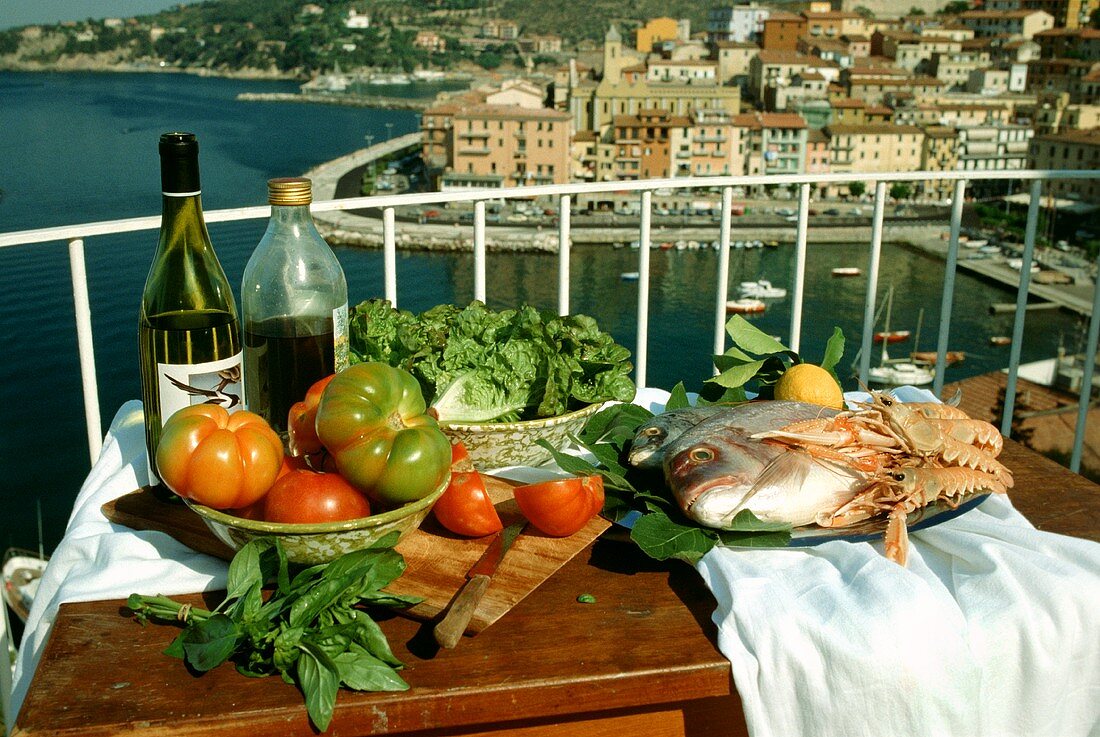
<box><xmin>139</xmin><ymin>132</ymin><xmax>242</xmax><ymax>484</ymax></box>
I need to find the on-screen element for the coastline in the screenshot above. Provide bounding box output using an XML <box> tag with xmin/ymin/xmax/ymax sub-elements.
<box><xmin>0</xmin><ymin>57</ymin><xmax>297</xmax><ymax>80</ymax></box>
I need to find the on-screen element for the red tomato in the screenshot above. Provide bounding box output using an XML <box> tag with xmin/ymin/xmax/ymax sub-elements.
<box><xmin>512</xmin><ymin>475</ymin><xmax>605</xmax><ymax>537</ymax></box>
<box><xmin>287</xmin><ymin>374</ymin><xmax>335</xmax><ymax>458</ymax></box>
<box><xmin>433</xmin><ymin>470</ymin><xmax>503</xmax><ymax>537</ymax></box>
<box><xmin>263</xmin><ymin>469</ymin><xmax>372</xmax><ymax>524</ymax></box>
<box><xmin>156</xmin><ymin>405</ymin><xmax>284</xmax><ymax>510</ymax></box>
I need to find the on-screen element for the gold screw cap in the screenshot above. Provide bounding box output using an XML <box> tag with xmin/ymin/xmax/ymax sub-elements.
<box><xmin>268</xmin><ymin>177</ymin><xmax>313</xmax><ymax>206</ymax></box>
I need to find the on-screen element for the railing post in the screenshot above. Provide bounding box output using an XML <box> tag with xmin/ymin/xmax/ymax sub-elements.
<box><xmin>558</xmin><ymin>194</ymin><xmax>571</xmax><ymax>316</ymax></box>
<box><xmin>857</xmin><ymin>182</ymin><xmax>888</xmax><ymax>387</ymax></box>
<box><xmin>473</xmin><ymin>200</ymin><xmax>486</xmax><ymax>303</ymax></box>
<box><xmin>789</xmin><ymin>182</ymin><xmax>811</xmax><ymax>353</ymax></box>
<box><xmin>636</xmin><ymin>191</ymin><xmax>652</xmax><ymax>389</ymax></box>
<box><xmin>383</xmin><ymin>207</ymin><xmax>397</xmax><ymax>307</ymax></box>
<box><xmin>933</xmin><ymin>178</ymin><xmax>967</xmax><ymax>396</ymax></box>
<box><xmin>68</xmin><ymin>238</ymin><xmax>103</xmax><ymax>464</ymax></box>
<box><xmin>713</xmin><ymin>186</ymin><xmax>733</xmax><ymax>365</ymax></box>
<box><xmin>1000</xmin><ymin>178</ymin><xmax>1043</xmax><ymax>438</ymax></box>
<box><xmin>1069</xmin><ymin>247</ymin><xmax>1100</xmax><ymax>472</ymax></box>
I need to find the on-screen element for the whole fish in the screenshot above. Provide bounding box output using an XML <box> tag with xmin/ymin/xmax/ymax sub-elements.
<box><xmin>627</xmin><ymin>405</ymin><xmax>725</xmax><ymax>470</ymax></box>
<box><xmin>662</xmin><ymin>401</ymin><xmax>870</xmax><ymax>529</ymax></box>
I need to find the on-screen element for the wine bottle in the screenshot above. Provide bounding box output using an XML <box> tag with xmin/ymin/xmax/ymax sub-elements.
<box><xmin>242</xmin><ymin>177</ymin><xmax>349</xmax><ymax>436</ymax></box>
<box><xmin>139</xmin><ymin>132</ymin><xmax>243</xmax><ymax>484</ymax></box>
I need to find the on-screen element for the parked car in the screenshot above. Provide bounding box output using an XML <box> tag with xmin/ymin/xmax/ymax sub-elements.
<box><xmin>423</xmin><ymin>209</ymin><xmax>440</xmax><ymax>218</ymax></box>
<box><xmin>775</xmin><ymin>207</ymin><xmax>796</xmax><ymax>217</ymax></box>
<box><xmin>823</xmin><ymin>208</ymin><xmax>841</xmax><ymax>216</ymax></box>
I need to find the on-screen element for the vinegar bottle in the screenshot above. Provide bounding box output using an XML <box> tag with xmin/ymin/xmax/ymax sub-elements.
<box><xmin>139</xmin><ymin>132</ymin><xmax>243</xmax><ymax>484</ymax></box>
<box><xmin>242</xmin><ymin>177</ymin><xmax>349</xmax><ymax>436</ymax></box>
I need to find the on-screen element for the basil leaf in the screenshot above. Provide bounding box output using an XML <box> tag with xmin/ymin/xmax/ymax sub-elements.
<box><xmin>710</xmin><ymin>358</ymin><xmax>768</xmax><ymax>389</ymax></box>
<box><xmin>716</xmin><ymin>529</ymin><xmax>793</xmax><ymax>548</ymax></box>
<box><xmin>182</xmin><ymin>613</ymin><xmax>240</xmax><ymax>672</ymax></box>
<box><xmin>820</xmin><ymin>326</ymin><xmax>846</xmax><ymax>380</ymax></box>
<box><xmin>335</xmin><ymin>651</ymin><xmax>409</xmax><ymax>692</ymax></box>
<box><xmin>725</xmin><ymin>314</ymin><xmax>789</xmax><ymax>355</ymax></box>
<box><xmin>298</xmin><ymin>640</ymin><xmax>341</xmax><ymax>732</ymax></box>
<box><xmin>664</xmin><ymin>382</ymin><xmax>693</xmax><ymax>411</ymax></box>
<box><xmin>723</xmin><ymin>509</ymin><xmax>792</xmax><ymax>532</ymax></box>
<box><xmin>629</xmin><ymin>511</ymin><xmax>718</xmax><ymax>564</ymax></box>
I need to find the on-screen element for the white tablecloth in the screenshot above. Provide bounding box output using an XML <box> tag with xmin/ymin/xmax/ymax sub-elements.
<box><xmin>9</xmin><ymin>394</ymin><xmax>1100</xmax><ymax>737</ymax></box>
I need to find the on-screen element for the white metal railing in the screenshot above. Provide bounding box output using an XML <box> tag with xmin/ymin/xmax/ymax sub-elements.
<box><xmin>2</xmin><ymin>169</ymin><xmax>1100</xmax><ymax>472</ymax></box>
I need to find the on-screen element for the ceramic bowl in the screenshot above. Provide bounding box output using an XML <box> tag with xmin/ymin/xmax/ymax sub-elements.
<box><xmin>440</xmin><ymin>402</ymin><xmax>602</xmax><ymax>469</ymax></box>
<box><xmin>185</xmin><ymin>476</ymin><xmax>448</xmax><ymax>565</ymax></box>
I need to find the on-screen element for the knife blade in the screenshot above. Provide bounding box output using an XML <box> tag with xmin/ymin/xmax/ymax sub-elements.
<box><xmin>433</xmin><ymin>519</ymin><xmax>527</xmax><ymax>649</ymax></box>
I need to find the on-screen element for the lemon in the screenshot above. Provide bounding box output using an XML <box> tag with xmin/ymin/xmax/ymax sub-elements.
<box><xmin>774</xmin><ymin>363</ymin><xmax>844</xmax><ymax>410</ymax></box>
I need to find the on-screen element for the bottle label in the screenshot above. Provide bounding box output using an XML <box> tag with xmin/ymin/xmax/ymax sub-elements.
<box><xmin>156</xmin><ymin>352</ymin><xmax>245</xmax><ymax>425</ymax></box>
<box><xmin>334</xmin><ymin>302</ymin><xmax>349</xmax><ymax>372</ymax></box>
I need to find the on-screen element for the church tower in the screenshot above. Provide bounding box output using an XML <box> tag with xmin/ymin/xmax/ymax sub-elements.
<box><xmin>602</xmin><ymin>24</ymin><xmax>623</xmax><ymax>85</ymax></box>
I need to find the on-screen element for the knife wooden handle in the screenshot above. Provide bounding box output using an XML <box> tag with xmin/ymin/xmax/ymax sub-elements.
<box><xmin>433</xmin><ymin>574</ymin><xmax>492</xmax><ymax>649</ymax></box>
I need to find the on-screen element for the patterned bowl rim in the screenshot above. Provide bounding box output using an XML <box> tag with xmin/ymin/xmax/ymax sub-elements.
<box><xmin>185</xmin><ymin>474</ymin><xmax>449</xmax><ymax>535</ymax></box>
<box><xmin>439</xmin><ymin>401</ymin><xmax>603</xmax><ymax>432</ymax></box>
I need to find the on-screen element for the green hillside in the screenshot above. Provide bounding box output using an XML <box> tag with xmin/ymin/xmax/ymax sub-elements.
<box><xmin>0</xmin><ymin>0</ymin><xmax>810</xmax><ymax>76</ymax></box>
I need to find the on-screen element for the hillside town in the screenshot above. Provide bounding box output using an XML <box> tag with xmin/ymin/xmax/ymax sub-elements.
<box><xmin>414</xmin><ymin>1</ymin><xmax>1100</xmax><ymax>209</ymax></box>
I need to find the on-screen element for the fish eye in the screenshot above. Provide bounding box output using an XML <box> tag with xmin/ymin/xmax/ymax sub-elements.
<box><xmin>642</xmin><ymin>427</ymin><xmax>662</xmax><ymax>437</ymax></box>
<box><xmin>688</xmin><ymin>447</ymin><xmax>714</xmax><ymax>462</ymax></box>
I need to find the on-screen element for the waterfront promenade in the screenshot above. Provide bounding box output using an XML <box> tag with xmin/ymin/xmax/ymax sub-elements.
<box><xmin>303</xmin><ymin>141</ymin><xmax>1095</xmax><ymax>317</ymax></box>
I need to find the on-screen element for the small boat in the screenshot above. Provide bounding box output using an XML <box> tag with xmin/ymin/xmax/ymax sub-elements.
<box><xmin>911</xmin><ymin>350</ymin><xmax>966</xmax><ymax>366</ymax></box>
<box><xmin>963</xmin><ymin>239</ymin><xmax>988</xmax><ymax>249</ymax></box>
<box><xmin>990</xmin><ymin>336</ymin><xmax>1012</xmax><ymax>346</ymax></box>
<box><xmin>1007</xmin><ymin>257</ymin><xmax>1041</xmax><ymax>274</ymax></box>
<box><xmin>3</xmin><ymin>546</ymin><xmax>48</xmax><ymax>623</ymax></box>
<box><xmin>868</xmin><ymin>361</ymin><xmax>935</xmax><ymax>386</ymax></box>
<box><xmin>979</xmin><ymin>244</ymin><xmax>1000</xmax><ymax>254</ymax></box>
<box><xmin>832</xmin><ymin>267</ymin><xmax>862</xmax><ymax>277</ymax></box>
<box><xmin>873</xmin><ymin>329</ymin><xmax>911</xmax><ymax>344</ymax></box>
<box><xmin>620</xmin><ymin>271</ymin><xmax>640</xmax><ymax>281</ymax></box>
<box><xmin>725</xmin><ymin>298</ymin><xmax>766</xmax><ymax>314</ymax></box>
<box><xmin>739</xmin><ymin>279</ymin><xmax>787</xmax><ymax>299</ymax></box>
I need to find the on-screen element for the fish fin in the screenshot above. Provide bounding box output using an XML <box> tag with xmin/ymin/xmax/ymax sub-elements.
<box><xmin>720</xmin><ymin>450</ymin><xmax>815</xmax><ymax>525</ymax></box>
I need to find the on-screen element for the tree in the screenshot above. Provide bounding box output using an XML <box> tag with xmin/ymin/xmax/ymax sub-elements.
<box><xmin>476</xmin><ymin>50</ymin><xmax>502</xmax><ymax>69</ymax></box>
<box><xmin>943</xmin><ymin>1</ymin><xmax>972</xmax><ymax>14</ymax></box>
<box><xmin>890</xmin><ymin>183</ymin><xmax>912</xmax><ymax>200</ymax></box>
<box><xmin>848</xmin><ymin>181</ymin><xmax>866</xmax><ymax>198</ymax></box>
<box><xmin>909</xmin><ymin>6</ymin><xmax>926</xmax><ymax>15</ymax></box>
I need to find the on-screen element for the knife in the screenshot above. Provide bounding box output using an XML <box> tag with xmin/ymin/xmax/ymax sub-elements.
<box><xmin>433</xmin><ymin>519</ymin><xmax>527</xmax><ymax>649</ymax></box>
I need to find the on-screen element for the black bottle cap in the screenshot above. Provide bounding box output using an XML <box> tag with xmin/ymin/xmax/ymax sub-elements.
<box><xmin>159</xmin><ymin>131</ymin><xmax>201</xmax><ymax>194</ymax></box>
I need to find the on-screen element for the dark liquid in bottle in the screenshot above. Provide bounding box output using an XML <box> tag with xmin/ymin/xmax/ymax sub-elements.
<box><xmin>244</xmin><ymin>316</ymin><xmax>335</xmax><ymax>434</ymax></box>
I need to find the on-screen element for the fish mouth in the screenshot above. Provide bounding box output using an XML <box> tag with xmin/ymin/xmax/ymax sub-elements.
<box><xmin>680</xmin><ymin>477</ymin><xmax>752</xmax><ymax>527</ymax></box>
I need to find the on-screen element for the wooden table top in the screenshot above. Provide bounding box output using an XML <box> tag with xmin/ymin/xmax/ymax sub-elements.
<box><xmin>13</xmin><ymin>439</ymin><xmax>1099</xmax><ymax>737</ymax></box>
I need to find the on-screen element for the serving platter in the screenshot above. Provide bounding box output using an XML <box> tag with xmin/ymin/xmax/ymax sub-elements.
<box><xmin>786</xmin><ymin>492</ymin><xmax>991</xmax><ymax>546</ymax></box>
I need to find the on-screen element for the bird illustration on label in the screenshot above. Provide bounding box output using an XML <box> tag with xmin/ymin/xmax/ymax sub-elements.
<box><xmin>165</xmin><ymin>365</ymin><xmax>241</xmax><ymax>408</ymax></box>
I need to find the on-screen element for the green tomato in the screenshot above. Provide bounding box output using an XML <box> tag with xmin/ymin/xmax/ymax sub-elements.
<box><xmin>315</xmin><ymin>362</ymin><xmax>451</xmax><ymax>506</ymax></box>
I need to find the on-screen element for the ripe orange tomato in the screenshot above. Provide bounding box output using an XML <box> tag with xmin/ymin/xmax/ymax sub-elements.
<box><xmin>431</xmin><ymin>442</ymin><xmax>501</xmax><ymax>537</ymax></box>
<box><xmin>287</xmin><ymin>374</ymin><xmax>335</xmax><ymax>458</ymax></box>
<box><xmin>512</xmin><ymin>475</ymin><xmax>605</xmax><ymax>537</ymax></box>
<box><xmin>263</xmin><ymin>469</ymin><xmax>371</xmax><ymax>524</ymax></box>
<box><xmin>156</xmin><ymin>405</ymin><xmax>284</xmax><ymax>510</ymax></box>
<box><xmin>433</xmin><ymin>470</ymin><xmax>503</xmax><ymax>537</ymax></box>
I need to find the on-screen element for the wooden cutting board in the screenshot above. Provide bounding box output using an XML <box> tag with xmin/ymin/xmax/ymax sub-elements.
<box><xmin>102</xmin><ymin>477</ymin><xmax>609</xmax><ymax>637</ymax></box>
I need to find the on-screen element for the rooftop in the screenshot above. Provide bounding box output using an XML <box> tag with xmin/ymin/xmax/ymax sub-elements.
<box><xmin>732</xmin><ymin>111</ymin><xmax>808</xmax><ymax>129</ymax></box>
<box><xmin>455</xmin><ymin>104</ymin><xmax>571</xmax><ymax>121</ymax></box>
<box><xmin>826</xmin><ymin>122</ymin><xmax>923</xmax><ymax>135</ymax></box>
<box><xmin>1034</xmin><ymin>127</ymin><xmax>1100</xmax><ymax>144</ymax></box>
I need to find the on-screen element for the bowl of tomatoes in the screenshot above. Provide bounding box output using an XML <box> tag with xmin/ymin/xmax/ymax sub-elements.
<box><xmin>440</xmin><ymin>401</ymin><xmax>602</xmax><ymax>470</ymax></box>
<box><xmin>184</xmin><ymin>474</ymin><xmax>449</xmax><ymax>565</ymax></box>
